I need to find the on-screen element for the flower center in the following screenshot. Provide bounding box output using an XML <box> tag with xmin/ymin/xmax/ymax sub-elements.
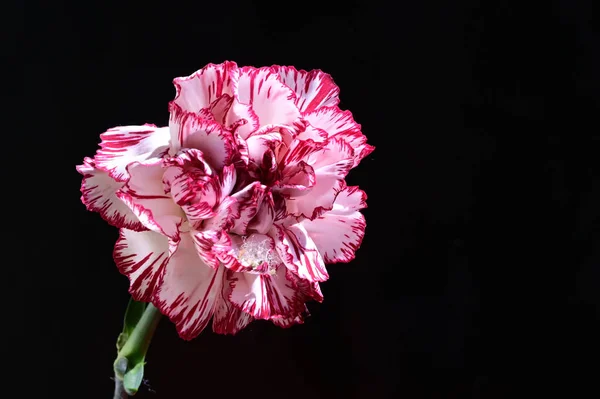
<box><xmin>236</xmin><ymin>236</ymin><xmax>279</xmax><ymax>275</ymax></box>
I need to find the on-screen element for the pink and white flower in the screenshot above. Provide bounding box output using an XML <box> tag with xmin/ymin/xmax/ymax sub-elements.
<box><xmin>77</xmin><ymin>62</ymin><xmax>373</xmax><ymax>340</ymax></box>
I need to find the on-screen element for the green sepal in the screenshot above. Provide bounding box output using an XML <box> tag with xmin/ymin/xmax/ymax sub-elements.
<box><xmin>123</xmin><ymin>362</ymin><xmax>145</xmax><ymax>395</ymax></box>
<box><xmin>113</xmin><ymin>299</ymin><xmax>161</xmax><ymax>396</ymax></box>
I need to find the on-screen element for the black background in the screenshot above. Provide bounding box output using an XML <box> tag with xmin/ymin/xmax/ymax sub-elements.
<box><xmin>14</xmin><ymin>0</ymin><xmax>599</xmax><ymax>397</ymax></box>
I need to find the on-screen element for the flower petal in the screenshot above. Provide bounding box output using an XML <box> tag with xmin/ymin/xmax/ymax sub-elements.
<box><xmin>76</xmin><ymin>158</ymin><xmax>145</xmax><ymax>231</ymax></box>
<box><xmin>227</xmin><ymin>105</ymin><xmax>260</xmax><ymax>140</ymax></box>
<box><xmin>270</xmin><ymin>275</ymin><xmax>322</xmax><ymax>327</ymax></box>
<box><xmin>335</xmin><ymin>132</ymin><xmax>375</xmax><ymax>167</ymax></box>
<box><xmin>246</xmin><ymin>132</ymin><xmax>282</xmax><ymax>165</ymax></box>
<box><xmin>230</xmin><ymin>182</ymin><xmax>267</xmax><ymax>235</ymax></box>
<box><xmin>300</xmin><ymin>185</ymin><xmax>367</xmax><ymax>263</ymax></box>
<box><xmin>162</xmin><ymin>149</ymin><xmax>222</xmax><ymax>227</ymax></box>
<box><xmin>329</xmin><ymin>184</ymin><xmax>368</xmax><ymax>212</ymax></box>
<box><xmin>208</xmin><ymin>233</ymin><xmax>251</xmax><ymax>273</ymax></box>
<box><xmin>219</xmin><ymin>164</ymin><xmax>237</xmax><ymax>200</ymax></box>
<box><xmin>285</xmin><ymin>137</ymin><xmax>354</xmax><ymax>219</ymax></box>
<box><xmin>303</xmin><ymin>107</ymin><xmax>359</xmax><ymax>138</ymax></box>
<box><xmin>284</xmin><ymin>177</ymin><xmax>343</xmax><ymax>220</ymax></box>
<box><xmin>279</xmin><ymin>138</ymin><xmax>323</xmax><ymax>166</ymax></box>
<box><xmin>303</xmin><ymin>107</ymin><xmax>374</xmax><ymax>166</ymax></box>
<box><xmin>294</xmin><ymin>123</ymin><xmax>328</xmax><ymax>142</ymax></box>
<box><xmin>213</xmin><ymin>304</ymin><xmax>254</xmax><ymax>335</ymax></box>
<box><xmin>153</xmin><ymin>233</ymin><xmax>226</xmax><ymax>340</ymax></box>
<box><xmin>212</xmin><ymin>274</ymin><xmax>254</xmax><ymax>335</ymax></box>
<box><xmin>272</xmin><ymin>66</ymin><xmax>340</xmax><ymax>113</ymax></box>
<box><xmin>206</xmin><ymin>94</ymin><xmax>234</xmax><ymax>125</ymax></box>
<box><xmin>291</xmin><ymin>273</ymin><xmax>324</xmax><ymax>303</ymax></box>
<box><xmin>169</xmin><ymin>110</ymin><xmax>235</xmax><ymax>169</ymax></box>
<box><xmin>171</xmin><ymin>61</ymin><xmax>238</xmax><ymax>114</ymax></box>
<box><xmin>188</xmin><ymin>179</ymin><xmax>241</xmax><ymax>268</ymax></box>
<box><xmin>93</xmin><ymin>125</ymin><xmax>171</xmax><ymax>182</ymax></box>
<box><xmin>192</xmin><ymin>230</ymin><xmax>232</xmax><ymax>269</ymax></box>
<box><xmin>307</xmin><ymin>137</ymin><xmax>355</xmax><ymax>175</ymax></box>
<box><xmin>274</xmin><ymin>161</ymin><xmax>316</xmax><ymax>198</ymax></box>
<box><xmin>114</xmin><ymin>229</ymin><xmax>169</xmax><ymax>301</ymax></box>
<box><xmin>163</xmin><ymin>159</ymin><xmax>234</xmax><ymax>220</ymax></box>
<box><xmin>270</xmin><ymin>222</ymin><xmax>328</xmax><ymax>282</ymax></box>
<box><xmin>117</xmin><ymin>159</ymin><xmax>184</xmax><ymax>238</ymax></box>
<box><xmin>163</xmin><ymin>148</ymin><xmax>214</xmax><ymax>206</ymax></box>
<box><xmin>234</xmin><ymin>67</ymin><xmax>301</xmax><ymax>138</ymax></box>
<box><xmin>271</xmin><ymin>312</ymin><xmax>307</xmax><ymax>328</ymax></box>
<box><xmin>248</xmin><ymin>192</ymin><xmax>276</xmax><ymax>234</ymax></box>
<box><xmin>229</xmin><ymin>265</ymin><xmax>307</xmax><ymax>319</ymax></box>
<box><xmin>202</xmin><ymin>195</ymin><xmax>240</xmax><ymax>232</ymax></box>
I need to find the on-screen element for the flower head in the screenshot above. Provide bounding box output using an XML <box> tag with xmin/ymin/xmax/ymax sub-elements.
<box><xmin>77</xmin><ymin>62</ymin><xmax>373</xmax><ymax>339</ymax></box>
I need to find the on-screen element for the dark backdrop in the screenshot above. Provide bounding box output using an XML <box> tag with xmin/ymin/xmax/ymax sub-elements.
<box><xmin>14</xmin><ymin>0</ymin><xmax>600</xmax><ymax>397</ymax></box>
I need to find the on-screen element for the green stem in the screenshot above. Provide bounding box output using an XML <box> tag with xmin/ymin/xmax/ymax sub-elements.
<box><xmin>113</xmin><ymin>303</ymin><xmax>162</xmax><ymax>397</ymax></box>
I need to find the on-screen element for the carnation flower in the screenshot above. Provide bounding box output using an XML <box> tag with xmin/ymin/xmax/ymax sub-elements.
<box><xmin>77</xmin><ymin>62</ymin><xmax>373</xmax><ymax>340</ymax></box>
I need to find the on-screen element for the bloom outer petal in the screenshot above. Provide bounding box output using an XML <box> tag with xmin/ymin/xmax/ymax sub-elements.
<box><xmin>285</xmin><ymin>137</ymin><xmax>354</xmax><ymax>219</ymax></box>
<box><xmin>233</xmin><ymin>66</ymin><xmax>301</xmax><ymax>139</ymax></box>
<box><xmin>153</xmin><ymin>233</ymin><xmax>226</xmax><ymax>340</ymax></box>
<box><xmin>169</xmin><ymin>111</ymin><xmax>236</xmax><ymax>170</ymax></box>
<box><xmin>303</xmin><ymin>107</ymin><xmax>374</xmax><ymax>167</ymax></box>
<box><xmin>212</xmin><ymin>277</ymin><xmax>254</xmax><ymax>335</ymax></box>
<box><xmin>117</xmin><ymin>159</ymin><xmax>185</xmax><ymax>239</ymax></box>
<box><xmin>270</xmin><ymin>222</ymin><xmax>328</xmax><ymax>282</ymax></box>
<box><xmin>271</xmin><ymin>66</ymin><xmax>340</xmax><ymax>113</ymax></box>
<box><xmin>114</xmin><ymin>229</ymin><xmax>170</xmax><ymax>301</ymax></box>
<box><xmin>171</xmin><ymin>61</ymin><xmax>239</xmax><ymax>114</ymax></box>
<box><xmin>228</xmin><ymin>265</ymin><xmax>307</xmax><ymax>320</ymax></box>
<box><xmin>300</xmin><ymin>185</ymin><xmax>367</xmax><ymax>264</ymax></box>
<box><xmin>77</xmin><ymin>158</ymin><xmax>145</xmax><ymax>231</ymax></box>
<box><xmin>93</xmin><ymin>125</ymin><xmax>170</xmax><ymax>182</ymax></box>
